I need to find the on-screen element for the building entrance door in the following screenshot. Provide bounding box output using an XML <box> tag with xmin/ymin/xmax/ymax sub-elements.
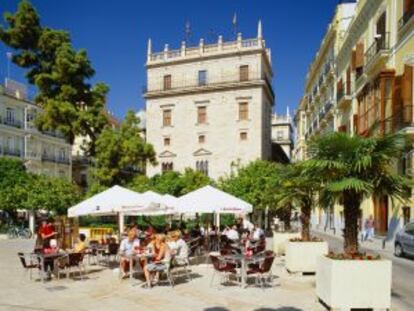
<box><xmin>374</xmin><ymin>196</ymin><xmax>388</xmax><ymax>235</ymax></box>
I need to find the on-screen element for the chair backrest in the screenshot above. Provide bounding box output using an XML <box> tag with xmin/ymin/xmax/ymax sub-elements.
<box><xmin>108</xmin><ymin>243</ymin><xmax>119</xmax><ymax>255</ymax></box>
<box><xmin>68</xmin><ymin>252</ymin><xmax>84</xmax><ymax>266</ymax></box>
<box><xmin>210</xmin><ymin>255</ymin><xmax>221</xmax><ymax>271</ymax></box>
<box><xmin>89</xmin><ymin>240</ymin><xmax>99</xmax><ymax>247</ymax></box>
<box><xmin>17</xmin><ymin>252</ymin><xmax>27</xmax><ymax>268</ymax></box>
<box><xmin>260</xmin><ymin>255</ymin><xmax>275</xmax><ymax>273</ymax></box>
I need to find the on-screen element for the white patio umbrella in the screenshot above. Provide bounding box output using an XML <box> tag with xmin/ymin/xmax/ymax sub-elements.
<box><xmin>122</xmin><ymin>191</ymin><xmax>177</xmax><ymax>215</ymax></box>
<box><xmin>162</xmin><ymin>194</ymin><xmax>179</xmax><ymax>208</ymax></box>
<box><xmin>67</xmin><ymin>185</ymin><xmax>155</xmax><ymax>217</ymax></box>
<box><xmin>177</xmin><ymin>185</ymin><xmax>252</xmax><ymax>214</ymax></box>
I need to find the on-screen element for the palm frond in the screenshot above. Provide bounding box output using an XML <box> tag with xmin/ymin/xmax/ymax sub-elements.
<box><xmin>326</xmin><ymin>177</ymin><xmax>372</xmax><ymax>194</ymax></box>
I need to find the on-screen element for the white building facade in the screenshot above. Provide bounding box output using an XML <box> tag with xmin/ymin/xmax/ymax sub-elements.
<box><xmin>271</xmin><ymin>112</ymin><xmax>294</xmax><ymax>161</ymax></box>
<box><xmin>144</xmin><ymin>22</ymin><xmax>274</xmax><ymax>179</ymax></box>
<box><xmin>0</xmin><ymin>80</ymin><xmax>72</xmax><ymax>179</ymax></box>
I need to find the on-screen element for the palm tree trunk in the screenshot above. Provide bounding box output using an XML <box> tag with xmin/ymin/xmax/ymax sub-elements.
<box><xmin>301</xmin><ymin>203</ymin><xmax>311</xmax><ymax>241</ymax></box>
<box><xmin>343</xmin><ymin>192</ymin><xmax>361</xmax><ymax>254</ymax></box>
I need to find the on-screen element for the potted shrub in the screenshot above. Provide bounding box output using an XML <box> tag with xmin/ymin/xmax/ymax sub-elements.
<box><xmin>276</xmin><ymin>164</ymin><xmax>328</xmax><ymax>273</ymax></box>
<box><xmin>307</xmin><ymin>132</ymin><xmax>411</xmax><ymax>310</ymax></box>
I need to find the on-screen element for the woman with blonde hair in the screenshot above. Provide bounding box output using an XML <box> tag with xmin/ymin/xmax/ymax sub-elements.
<box><xmin>143</xmin><ymin>234</ymin><xmax>170</xmax><ymax>287</ymax></box>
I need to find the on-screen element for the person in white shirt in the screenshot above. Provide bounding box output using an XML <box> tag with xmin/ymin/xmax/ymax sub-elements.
<box><xmin>252</xmin><ymin>224</ymin><xmax>264</xmax><ymax>240</ymax></box>
<box><xmin>119</xmin><ymin>230</ymin><xmax>140</xmax><ymax>276</ymax></box>
<box><xmin>243</xmin><ymin>218</ymin><xmax>254</xmax><ymax>232</ymax></box>
<box><xmin>169</xmin><ymin>230</ymin><xmax>189</xmax><ymax>265</ymax></box>
<box><xmin>226</xmin><ymin>225</ymin><xmax>240</xmax><ymax>241</ymax></box>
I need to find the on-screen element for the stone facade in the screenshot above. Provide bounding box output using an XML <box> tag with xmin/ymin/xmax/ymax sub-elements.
<box><xmin>0</xmin><ymin>80</ymin><xmax>71</xmax><ymax>179</ymax></box>
<box><xmin>144</xmin><ymin>22</ymin><xmax>274</xmax><ymax>179</ymax></box>
<box><xmin>271</xmin><ymin>112</ymin><xmax>293</xmax><ymax>161</ymax></box>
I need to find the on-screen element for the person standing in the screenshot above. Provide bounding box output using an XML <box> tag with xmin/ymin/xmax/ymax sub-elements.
<box><xmin>38</xmin><ymin>218</ymin><xmax>57</xmax><ymax>249</ymax></box>
<box><xmin>363</xmin><ymin>215</ymin><xmax>375</xmax><ymax>242</ymax></box>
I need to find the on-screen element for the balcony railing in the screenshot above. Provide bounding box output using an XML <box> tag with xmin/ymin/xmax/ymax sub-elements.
<box><xmin>42</xmin><ymin>130</ymin><xmax>66</xmax><ymax>139</ymax></box>
<box><xmin>149</xmin><ymin>38</ymin><xmax>262</xmax><ymax>62</ymax></box>
<box><xmin>324</xmin><ymin>101</ymin><xmax>333</xmax><ymax>113</ymax></box>
<box><xmin>3</xmin><ymin>148</ymin><xmax>22</xmax><ymax>157</ymax></box>
<box><xmin>399</xmin><ymin>5</ymin><xmax>414</xmax><ymax>30</ymax></box>
<box><xmin>144</xmin><ymin>71</ymin><xmax>274</xmax><ymax>96</ymax></box>
<box><xmin>56</xmin><ymin>157</ymin><xmax>70</xmax><ymax>165</ymax></box>
<box><xmin>0</xmin><ymin>116</ymin><xmax>23</xmax><ymax>129</ymax></box>
<box><xmin>41</xmin><ymin>154</ymin><xmax>56</xmax><ymax>163</ymax></box>
<box><xmin>365</xmin><ymin>32</ymin><xmax>390</xmax><ymax>66</ymax></box>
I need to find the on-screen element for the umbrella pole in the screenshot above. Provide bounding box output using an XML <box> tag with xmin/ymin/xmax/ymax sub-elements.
<box><xmin>118</xmin><ymin>212</ymin><xmax>125</xmax><ymax>241</ymax></box>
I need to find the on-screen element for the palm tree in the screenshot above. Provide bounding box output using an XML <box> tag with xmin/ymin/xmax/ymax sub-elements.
<box><xmin>275</xmin><ymin>164</ymin><xmax>320</xmax><ymax>241</ymax></box>
<box><xmin>305</xmin><ymin>132</ymin><xmax>411</xmax><ymax>254</ymax></box>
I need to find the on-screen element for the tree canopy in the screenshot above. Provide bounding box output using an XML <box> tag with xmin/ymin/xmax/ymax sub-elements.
<box><xmin>0</xmin><ymin>158</ymin><xmax>81</xmax><ymax>216</ymax></box>
<box><xmin>0</xmin><ymin>0</ymin><xmax>109</xmax><ymax>155</ymax></box>
<box><xmin>127</xmin><ymin>168</ymin><xmax>212</xmax><ymax>197</ymax></box>
<box><xmin>91</xmin><ymin>110</ymin><xmax>157</xmax><ymax>186</ymax></box>
<box><xmin>219</xmin><ymin>160</ymin><xmax>281</xmax><ymax>210</ymax></box>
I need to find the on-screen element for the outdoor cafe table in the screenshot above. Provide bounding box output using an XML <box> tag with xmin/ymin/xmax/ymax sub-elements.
<box><xmin>34</xmin><ymin>251</ymin><xmax>67</xmax><ymax>283</ymax></box>
<box><xmin>223</xmin><ymin>253</ymin><xmax>263</xmax><ymax>288</ymax></box>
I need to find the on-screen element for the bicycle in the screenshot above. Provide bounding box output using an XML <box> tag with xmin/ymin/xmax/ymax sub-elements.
<box><xmin>7</xmin><ymin>225</ymin><xmax>32</xmax><ymax>239</ymax></box>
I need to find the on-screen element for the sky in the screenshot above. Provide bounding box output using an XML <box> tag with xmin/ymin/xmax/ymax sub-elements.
<box><xmin>0</xmin><ymin>0</ymin><xmax>340</xmax><ymax>120</ymax></box>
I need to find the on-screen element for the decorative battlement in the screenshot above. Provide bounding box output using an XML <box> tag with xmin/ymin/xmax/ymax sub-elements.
<box><xmin>146</xmin><ymin>20</ymin><xmax>271</xmax><ymax>65</ymax></box>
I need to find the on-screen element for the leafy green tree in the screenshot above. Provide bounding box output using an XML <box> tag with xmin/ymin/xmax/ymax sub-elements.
<box><xmin>0</xmin><ymin>0</ymin><xmax>109</xmax><ymax>154</ymax></box>
<box><xmin>219</xmin><ymin>160</ymin><xmax>285</xmax><ymax>226</ymax></box>
<box><xmin>149</xmin><ymin>171</ymin><xmax>185</xmax><ymax>196</ymax></box>
<box><xmin>23</xmin><ymin>174</ymin><xmax>81</xmax><ymax>215</ymax></box>
<box><xmin>306</xmin><ymin>132</ymin><xmax>411</xmax><ymax>254</ymax></box>
<box><xmin>128</xmin><ymin>175</ymin><xmax>152</xmax><ymax>193</ymax></box>
<box><xmin>0</xmin><ymin>158</ymin><xmax>80</xmax><ymax>216</ymax></box>
<box><xmin>92</xmin><ymin>110</ymin><xmax>157</xmax><ymax>186</ymax></box>
<box><xmin>180</xmin><ymin>168</ymin><xmax>212</xmax><ymax>195</ymax></box>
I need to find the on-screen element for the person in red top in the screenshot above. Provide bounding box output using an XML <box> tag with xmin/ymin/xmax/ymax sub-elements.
<box><xmin>38</xmin><ymin>218</ymin><xmax>56</xmax><ymax>248</ymax></box>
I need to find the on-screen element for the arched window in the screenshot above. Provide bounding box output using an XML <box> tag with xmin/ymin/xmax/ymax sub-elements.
<box><xmin>161</xmin><ymin>162</ymin><xmax>173</xmax><ymax>173</ymax></box>
<box><xmin>196</xmin><ymin>160</ymin><xmax>208</xmax><ymax>176</ymax></box>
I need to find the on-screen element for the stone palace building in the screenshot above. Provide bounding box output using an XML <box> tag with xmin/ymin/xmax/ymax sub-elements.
<box><xmin>144</xmin><ymin>22</ymin><xmax>275</xmax><ymax>179</ymax></box>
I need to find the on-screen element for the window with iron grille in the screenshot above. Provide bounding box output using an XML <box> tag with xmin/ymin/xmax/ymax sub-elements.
<box><xmin>197</xmin><ymin>106</ymin><xmax>207</xmax><ymax>124</ymax></box>
<box><xmin>240</xmin><ymin>65</ymin><xmax>249</xmax><ymax>81</ymax></box>
<box><xmin>163</xmin><ymin>109</ymin><xmax>172</xmax><ymax>127</ymax></box>
<box><xmin>239</xmin><ymin>102</ymin><xmax>249</xmax><ymax>120</ymax></box>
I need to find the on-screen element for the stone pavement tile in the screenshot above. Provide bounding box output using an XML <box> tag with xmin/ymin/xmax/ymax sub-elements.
<box><xmin>0</xmin><ymin>239</ymin><xmax>325</xmax><ymax>311</ymax></box>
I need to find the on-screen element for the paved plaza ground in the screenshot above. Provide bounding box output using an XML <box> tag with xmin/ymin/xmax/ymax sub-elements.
<box><xmin>0</xmin><ymin>239</ymin><xmax>326</xmax><ymax>311</ymax></box>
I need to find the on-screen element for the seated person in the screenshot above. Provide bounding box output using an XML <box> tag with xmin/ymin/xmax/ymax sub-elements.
<box><xmin>170</xmin><ymin>230</ymin><xmax>189</xmax><ymax>265</ymax></box>
<box><xmin>73</xmin><ymin>233</ymin><xmax>87</xmax><ymax>253</ymax></box>
<box><xmin>119</xmin><ymin>230</ymin><xmax>140</xmax><ymax>277</ymax></box>
<box><xmin>143</xmin><ymin>234</ymin><xmax>170</xmax><ymax>288</ymax></box>
<box><xmin>252</xmin><ymin>224</ymin><xmax>265</xmax><ymax>240</ymax></box>
<box><xmin>226</xmin><ymin>225</ymin><xmax>240</xmax><ymax>241</ymax></box>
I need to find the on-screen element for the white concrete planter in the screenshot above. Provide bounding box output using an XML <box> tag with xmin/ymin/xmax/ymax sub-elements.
<box><xmin>285</xmin><ymin>241</ymin><xmax>328</xmax><ymax>273</ymax></box>
<box><xmin>316</xmin><ymin>256</ymin><xmax>392</xmax><ymax>310</ymax></box>
<box><xmin>272</xmin><ymin>231</ymin><xmax>300</xmax><ymax>255</ymax></box>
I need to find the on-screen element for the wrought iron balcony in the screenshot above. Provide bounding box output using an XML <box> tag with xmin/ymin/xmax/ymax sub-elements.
<box><xmin>41</xmin><ymin>154</ymin><xmax>56</xmax><ymax>163</ymax></box>
<box><xmin>144</xmin><ymin>71</ymin><xmax>274</xmax><ymax>98</ymax></box>
<box><xmin>3</xmin><ymin>148</ymin><xmax>22</xmax><ymax>157</ymax></box>
<box><xmin>56</xmin><ymin>157</ymin><xmax>70</xmax><ymax>165</ymax></box>
<box><xmin>42</xmin><ymin>129</ymin><xmax>66</xmax><ymax>139</ymax></box>
<box><xmin>399</xmin><ymin>5</ymin><xmax>414</xmax><ymax>30</ymax></box>
<box><xmin>0</xmin><ymin>116</ymin><xmax>23</xmax><ymax>129</ymax></box>
<box><xmin>365</xmin><ymin>32</ymin><xmax>390</xmax><ymax>67</ymax></box>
